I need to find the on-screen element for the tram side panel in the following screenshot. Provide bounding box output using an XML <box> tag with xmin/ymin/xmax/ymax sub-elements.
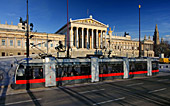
<box><xmin>129</xmin><ymin>61</ymin><xmax>148</xmax><ymax>78</ymax></box>
<box><xmin>11</xmin><ymin>59</ymin><xmax>159</xmax><ymax>89</ymax></box>
<box><xmin>56</xmin><ymin>64</ymin><xmax>91</xmax><ymax>86</ymax></box>
<box><xmin>99</xmin><ymin>61</ymin><xmax>124</xmax><ymax>81</ymax></box>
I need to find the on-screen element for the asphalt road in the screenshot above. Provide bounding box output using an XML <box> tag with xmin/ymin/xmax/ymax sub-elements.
<box><xmin>0</xmin><ymin>72</ymin><xmax>170</xmax><ymax>106</ymax></box>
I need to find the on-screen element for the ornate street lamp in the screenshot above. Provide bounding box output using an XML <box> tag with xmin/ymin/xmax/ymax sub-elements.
<box><xmin>139</xmin><ymin>4</ymin><xmax>141</xmax><ymax>57</ymax></box>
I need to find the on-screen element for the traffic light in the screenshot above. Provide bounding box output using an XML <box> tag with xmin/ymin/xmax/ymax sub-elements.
<box><xmin>30</xmin><ymin>35</ymin><xmax>35</xmax><ymax>39</ymax></box>
<box><xmin>30</xmin><ymin>23</ymin><xmax>33</xmax><ymax>31</ymax></box>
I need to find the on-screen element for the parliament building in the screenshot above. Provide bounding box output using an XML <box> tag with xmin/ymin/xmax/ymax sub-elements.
<box><xmin>0</xmin><ymin>15</ymin><xmax>155</xmax><ymax>57</ymax></box>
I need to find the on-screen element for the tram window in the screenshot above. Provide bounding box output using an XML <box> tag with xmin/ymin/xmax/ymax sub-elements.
<box><xmin>17</xmin><ymin>68</ymin><xmax>25</xmax><ymax>77</ymax></box>
<box><xmin>152</xmin><ymin>62</ymin><xmax>159</xmax><ymax>70</ymax></box>
<box><xmin>56</xmin><ymin>66</ymin><xmax>63</xmax><ymax>77</ymax></box>
<box><xmin>66</xmin><ymin>66</ymin><xmax>79</xmax><ymax>76</ymax></box>
<box><xmin>80</xmin><ymin>65</ymin><xmax>91</xmax><ymax>75</ymax></box>
<box><xmin>129</xmin><ymin>61</ymin><xmax>147</xmax><ymax>72</ymax></box>
<box><xmin>16</xmin><ymin>65</ymin><xmax>25</xmax><ymax>80</ymax></box>
<box><xmin>100</xmin><ymin>62</ymin><xmax>123</xmax><ymax>74</ymax></box>
<box><xmin>56</xmin><ymin>65</ymin><xmax>91</xmax><ymax>77</ymax></box>
<box><xmin>33</xmin><ymin>68</ymin><xmax>43</xmax><ymax>79</ymax></box>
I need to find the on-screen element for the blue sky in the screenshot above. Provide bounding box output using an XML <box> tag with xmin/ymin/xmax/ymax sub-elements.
<box><xmin>0</xmin><ymin>0</ymin><xmax>170</xmax><ymax>41</ymax></box>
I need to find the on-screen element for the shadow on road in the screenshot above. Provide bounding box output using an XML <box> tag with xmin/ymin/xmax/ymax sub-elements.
<box><xmin>0</xmin><ymin>65</ymin><xmax>12</xmax><ymax>105</ymax></box>
<box><xmin>59</xmin><ymin>87</ymin><xmax>96</xmax><ymax>105</ymax></box>
<box><xmin>107</xmin><ymin>82</ymin><xmax>170</xmax><ymax>105</ymax></box>
<box><xmin>0</xmin><ymin>85</ymin><xmax>8</xmax><ymax>106</ymax></box>
<box><xmin>27</xmin><ymin>90</ymin><xmax>41</xmax><ymax>106</ymax></box>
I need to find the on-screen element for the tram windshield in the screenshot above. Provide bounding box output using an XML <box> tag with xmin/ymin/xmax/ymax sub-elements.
<box><xmin>16</xmin><ymin>65</ymin><xmax>25</xmax><ymax>80</ymax></box>
<box><xmin>16</xmin><ymin>64</ymin><xmax>44</xmax><ymax>80</ymax></box>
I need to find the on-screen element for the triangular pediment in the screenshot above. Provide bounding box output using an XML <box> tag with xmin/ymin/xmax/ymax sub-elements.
<box><xmin>71</xmin><ymin>18</ymin><xmax>108</xmax><ymax>28</ymax></box>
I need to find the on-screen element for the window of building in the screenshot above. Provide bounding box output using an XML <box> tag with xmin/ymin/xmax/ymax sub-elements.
<box><xmin>10</xmin><ymin>40</ymin><xmax>13</xmax><ymax>46</ymax></box>
<box><xmin>18</xmin><ymin>52</ymin><xmax>21</xmax><ymax>55</ymax></box>
<box><xmin>126</xmin><ymin>46</ymin><xmax>128</xmax><ymax>50</ymax></box>
<box><xmin>135</xmin><ymin>47</ymin><xmax>137</xmax><ymax>50</ymax></box>
<box><xmin>9</xmin><ymin>53</ymin><xmax>13</xmax><ymax>56</ymax></box>
<box><xmin>18</xmin><ymin>40</ymin><xmax>21</xmax><ymax>46</ymax></box>
<box><xmin>123</xmin><ymin>46</ymin><xmax>125</xmax><ymax>50</ymax></box>
<box><xmin>2</xmin><ymin>52</ymin><xmax>5</xmax><ymax>56</ymax></box>
<box><xmin>38</xmin><ymin>43</ymin><xmax>41</xmax><ymax>47</ymax></box>
<box><xmin>45</xmin><ymin>43</ymin><xmax>47</xmax><ymax>47</ymax></box>
<box><xmin>2</xmin><ymin>39</ymin><xmax>5</xmax><ymax>46</ymax></box>
<box><xmin>51</xmin><ymin>43</ymin><xmax>53</xmax><ymax>47</ymax></box>
<box><xmin>132</xmin><ymin>47</ymin><xmax>134</xmax><ymax>50</ymax></box>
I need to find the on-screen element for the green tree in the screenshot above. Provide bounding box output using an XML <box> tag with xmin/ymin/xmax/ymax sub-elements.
<box><xmin>154</xmin><ymin>41</ymin><xmax>170</xmax><ymax>57</ymax></box>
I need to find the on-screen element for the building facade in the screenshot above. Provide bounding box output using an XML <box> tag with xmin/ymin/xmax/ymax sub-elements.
<box><xmin>0</xmin><ymin>21</ymin><xmax>65</xmax><ymax>56</ymax></box>
<box><xmin>56</xmin><ymin>15</ymin><xmax>108</xmax><ymax>50</ymax></box>
<box><xmin>56</xmin><ymin>15</ymin><xmax>154</xmax><ymax>57</ymax></box>
<box><xmin>0</xmin><ymin>16</ymin><xmax>154</xmax><ymax>57</ymax></box>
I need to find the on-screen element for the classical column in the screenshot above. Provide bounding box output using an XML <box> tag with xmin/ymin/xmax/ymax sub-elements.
<box><xmin>86</xmin><ymin>28</ymin><xmax>89</xmax><ymax>49</ymax></box>
<box><xmin>92</xmin><ymin>29</ymin><xmax>94</xmax><ymax>49</ymax></box>
<box><xmin>82</xmin><ymin>28</ymin><xmax>84</xmax><ymax>48</ymax></box>
<box><xmin>96</xmin><ymin>29</ymin><xmax>98</xmax><ymax>48</ymax></box>
<box><xmin>76</xmin><ymin>27</ymin><xmax>79</xmax><ymax>48</ymax></box>
<box><xmin>104</xmin><ymin>32</ymin><xmax>107</xmax><ymax>47</ymax></box>
<box><xmin>70</xmin><ymin>27</ymin><xmax>73</xmax><ymax>47</ymax></box>
<box><xmin>100</xmin><ymin>31</ymin><xmax>103</xmax><ymax>49</ymax></box>
<box><xmin>99</xmin><ymin>33</ymin><xmax>101</xmax><ymax>49</ymax></box>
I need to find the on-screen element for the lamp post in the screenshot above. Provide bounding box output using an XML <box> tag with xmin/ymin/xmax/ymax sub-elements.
<box><xmin>26</xmin><ymin>0</ymin><xmax>29</xmax><ymax>59</ymax></box>
<box><xmin>21</xmin><ymin>0</ymin><xmax>33</xmax><ymax>90</ymax></box>
<box><xmin>139</xmin><ymin>4</ymin><xmax>141</xmax><ymax>57</ymax></box>
<box><xmin>26</xmin><ymin>0</ymin><xmax>30</xmax><ymax>90</ymax></box>
<box><xmin>20</xmin><ymin>0</ymin><xmax>34</xmax><ymax>90</ymax></box>
<box><xmin>66</xmin><ymin>0</ymin><xmax>70</xmax><ymax>58</ymax></box>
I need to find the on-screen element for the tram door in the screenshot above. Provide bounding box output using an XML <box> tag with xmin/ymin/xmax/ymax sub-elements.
<box><xmin>44</xmin><ymin>57</ymin><xmax>56</xmax><ymax>87</ymax></box>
